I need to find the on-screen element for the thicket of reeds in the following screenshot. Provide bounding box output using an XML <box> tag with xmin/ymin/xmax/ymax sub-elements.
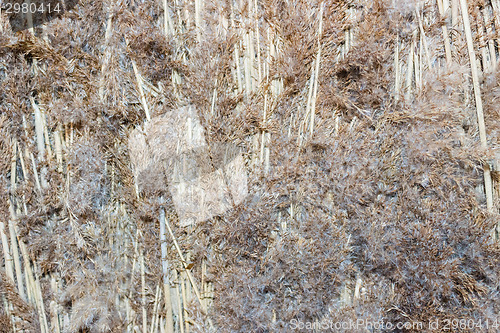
<box><xmin>0</xmin><ymin>0</ymin><xmax>499</xmax><ymax>332</ymax></box>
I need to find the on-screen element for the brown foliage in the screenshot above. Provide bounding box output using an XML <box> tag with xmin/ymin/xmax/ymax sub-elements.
<box><xmin>0</xmin><ymin>0</ymin><xmax>499</xmax><ymax>332</ymax></box>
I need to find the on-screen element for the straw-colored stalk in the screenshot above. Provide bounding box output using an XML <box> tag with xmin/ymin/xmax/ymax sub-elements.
<box><xmin>405</xmin><ymin>31</ymin><xmax>416</xmax><ymax>100</ymax></box>
<box><xmin>149</xmin><ymin>284</ymin><xmax>161</xmax><ymax>333</ymax></box>
<box><xmin>354</xmin><ymin>275</ymin><xmax>362</xmax><ymax>302</ymax></box>
<box><xmin>459</xmin><ymin>0</ymin><xmax>495</xmax><ymax>229</ymax></box>
<box><xmin>243</xmin><ymin>33</ymin><xmax>252</xmax><ymax>96</ymax></box>
<box><xmin>30</xmin><ymin>98</ymin><xmax>50</xmax><ymax>191</ymax></box>
<box><xmin>436</xmin><ymin>0</ymin><xmax>452</xmax><ymax>66</ymax></box>
<box><xmin>266</xmin><ymin>27</ymin><xmax>271</xmax><ymax>84</ymax></box>
<box><xmin>0</xmin><ymin>221</ymin><xmax>14</xmax><ymax>283</ymax></box>
<box><xmin>308</xmin><ymin>5</ymin><xmax>323</xmax><ymax>138</ymax></box>
<box><xmin>33</xmin><ymin>262</ymin><xmax>49</xmax><ymax>333</ymax></box>
<box><xmin>164</xmin><ymin>217</ymin><xmax>204</xmax><ymax>311</ymax></box>
<box><xmin>415</xmin><ymin>33</ymin><xmax>421</xmax><ymax>92</ymax></box>
<box><xmin>195</xmin><ymin>0</ymin><xmax>202</xmax><ymax>41</ymax></box>
<box><xmin>451</xmin><ymin>0</ymin><xmax>459</xmax><ymax>26</ymax></box>
<box><xmin>298</xmin><ymin>5</ymin><xmax>324</xmax><ymax>146</ymax></box>
<box><xmin>26</xmin><ymin>0</ymin><xmax>35</xmax><ymax>35</ymax></box>
<box><xmin>160</xmin><ymin>317</ymin><xmax>166</xmax><ymax>333</ymax></box>
<box><xmin>482</xmin><ymin>8</ymin><xmax>497</xmax><ymax>70</ymax></box>
<box><xmin>159</xmin><ymin>208</ymin><xmax>174</xmax><ymax>333</ymax></box>
<box><xmin>168</xmin><ymin>0</ymin><xmax>184</xmax><ymax>101</ymax></box>
<box><xmin>415</xmin><ymin>8</ymin><xmax>432</xmax><ymax>69</ymax></box>
<box><xmin>163</xmin><ymin>0</ymin><xmax>174</xmax><ymax>36</ymax></box>
<box><xmin>260</xmin><ymin>96</ymin><xmax>267</xmax><ymax>164</ymax></box>
<box><xmin>140</xmin><ymin>251</ymin><xmax>148</xmax><ymax>333</ymax></box>
<box><xmin>201</xmin><ymin>260</ymin><xmax>207</xmax><ymax>310</ymax></box>
<box><xmin>14</xmin><ymin>151</ymin><xmax>41</xmax><ymax>317</ymax></box>
<box><xmin>127</xmin><ymin>230</ymin><xmax>140</xmax><ymax>331</ymax></box>
<box><xmin>127</xmin><ymin>35</ymin><xmax>152</xmax><ymax>118</ymax></box>
<box><xmin>210</xmin><ymin>79</ymin><xmax>217</xmax><ymax>117</ymax></box>
<box><xmin>491</xmin><ymin>0</ymin><xmax>500</xmax><ymax>48</ymax></box>
<box><xmin>252</xmin><ymin>133</ymin><xmax>259</xmax><ymax>166</ymax></box>
<box><xmin>131</xmin><ymin>60</ymin><xmax>151</xmax><ymax>121</ymax></box>
<box><xmin>233</xmin><ymin>34</ymin><xmax>243</xmax><ymax>94</ymax></box>
<box><xmin>54</xmin><ymin>127</ymin><xmax>64</xmax><ymax>173</ymax></box>
<box><xmin>254</xmin><ymin>0</ymin><xmax>262</xmax><ymax>83</ymax></box>
<box><xmin>394</xmin><ymin>35</ymin><xmax>400</xmax><ymax>101</ymax></box>
<box><xmin>181</xmin><ymin>270</ymin><xmax>189</xmax><ymax>333</ymax></box>
<box><xmin>175</xmin><ymin>270</ymin><xmax>185</xmax><ymax>333</ymax></box>
<box><xmin>264</xmin><ymin>132</ymin><xmax>270</xmax><ymax>173</ymax></box>
<box><xmin>99</xmin><ymin>10</ymin><xmax>114</xmax><ymax>101</ymax></box>
<box><xmin>9</xmin><ymin>142</ymin><xmax>25</xmax><ymax>301</ymax></box>
<box><xmin>0</xmin><ymin>253</ymin><xmax>14</xmax><ymax>330</ymax></box>
<box><xmin>50</xmin><ymin>276</ymin><xmax>61</xmax><ymax>333</ymax></box>
<box><xmin>207</xmin><ymin>281</ymin><xmax>214</xmax><ymax>310</ymax></box>
<box><xmin>31</xmin><ymin>97</ymin><xmax>45</xmax><ymax>157</ymax></box>
<box><xmin>29</xmin><ymin>150</ymin><xmax>42</xmax><ymax>192</ymax></box>
<box><xmin>344</xmin><ymin>29</ymin><xmax>350</xmax><ymax>55</ymax></box>
<box><xmin>474</xmin><ymin>7</ymin><xmax>490</xmax><ymax>74</ymax></box>
<box><xmin>185</xmin><ymin>253</ymin><xmax>192</xmax><ymax>333</ymax></box>
<box><xmin>175</xmin><ymin>0</ymin><xmax>182</xmax><ymax>28</ymax></box>
<box><xmin>42</xmin><ymin>113</ymin><xmax>53</xmax><ymax>165</ymax></box>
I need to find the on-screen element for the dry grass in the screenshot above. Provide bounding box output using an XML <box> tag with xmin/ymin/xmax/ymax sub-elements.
<box><xmin>0</xmin><ymin>0</ymin><xmax>499</xmax><ymax>332</ymax></box>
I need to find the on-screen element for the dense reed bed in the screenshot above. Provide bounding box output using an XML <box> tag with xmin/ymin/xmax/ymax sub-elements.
<box><xmin>0</xmin><ymin>0</ymin><xmax>499</xmax><ymax>332</ymax></box>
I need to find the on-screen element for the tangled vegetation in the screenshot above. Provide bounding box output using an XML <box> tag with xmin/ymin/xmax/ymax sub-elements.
<box><xmin>0</xmin><ymin>0</ymin><xmax>499</xmax><ymax>332</ymax></box>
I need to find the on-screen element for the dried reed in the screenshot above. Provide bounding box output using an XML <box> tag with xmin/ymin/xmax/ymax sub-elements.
<box><xmin>0</xmin><ymin>0</ymin><xmax>499</xmax><ymax>332</ymax></box>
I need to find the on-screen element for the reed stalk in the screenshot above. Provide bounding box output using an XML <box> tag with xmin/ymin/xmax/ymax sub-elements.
<box><xmin>394</xmin><ymin>35</ymin><xmax>401</xmax><ymax>101</ymax></box>
<box><xmin>491</xmin><ymin>0</ymin><xmax>500</xmax><ymax>48</ymax></box>
<box><xmin>31</xmin><ymin>97</ymin><xmax>45</xmax><ymax>157</ymax></box>
<box><xmin>405</xmin><ymin>31</ymin><xmax>416</xmax><ymax>100</ymax></box>
<box><xmin>99</xmin><ymin>10</ymin><xmax>113</xmax><ymax>101</ymax></box>
<box><xmin>309</xmin><ymin>5</ymin><xmax>324</xmax><ymax>138</ymax></box>
<box><xmin>164</xmin><ymin>217</ymin><xmax>204</xmax><ymax>311</ymax></box>
<box><xmin>415</xmin><ymin>8</ymin><xmax>432</xmax><ymax>69</ymax></box>
<box><xmin>482</xmin><ymin>7</ymin><xmax>497</xmax><ymax>70</ymax></box>
<box><xmin>437</xmin><ymin>0</ymin><xmax>452</xmax><ymax>66</ymax></box>
<box><xmin>50</xmin><ymin>276</ymin><xmax>61</xmax><ymax>333</ymax></box>
<box><xmin>9</xmin><ymin>141</ymin><xmax>25</xmax><ymax>302</ymax></box>
<box><xmin>244</xmin><ymin>33</ymin><xmax>252</xmax><ymax>96</ymax></box>
<box><xmin>451</xmin><ymin>0</ymin><xmax>459</xmax><ymax>26</ymax></box>
<box><xmin>415</xmin><ymin>33</ymin><xmax>421</xmax><ymax>91</ymax></box>
<box><xmin>150</xmin><ymin>284</ymin><xmax>160</xmax><ymax>333</ymax></box>
<box><xmin>260</xmin><ymin>95</ymin><xmax>267</xmax><ymax>163</ymax></box>
<box><xmin>234</xmin><ymin>40</ymin><xmax>243</xmax><ymax>94</ymax></box>
<box><xmin>140</xmin><ymin>251</ymin><xmax>148</xmax><ymax>333</ymax></box>
<box><xmin>201</xmin><ymin>260</ymin><xmax>207</xmax><ymax>310</ymax></box>
<box><xmin>254</xmin><ymin>0</ymin><xmax>262</xmax><ymax>83</ymax></box>
<box><xmin>210</xmin><ymin>81</ymin><xmax>217</xmax><ymax>117</ymax></box>
<box><xmin>28</xmin><ymin>151</ymin><xmax>42</xmax><ymax>194</ymax></box>
<box><xmin>54</xmin><ymin>127</ymin><xmax>64</xmax><ymax>173</ymax></box>
<box><xmin>0</xmin><ymin>221</ymin><xmax>14</xmax><ymax>283</ymax></box>
<box><xmin>185</xmin><ymin>253</ymin><xmax>192</xmax><ymax>333</ymax></box>
<box><xmin>175</xmin><ymin>269</ymin><xmax>184</xmax><ymax>333</ymax></box>
<box><xmin>159</xmin><ymin>208</ymin><xmax>174</xmax><ymax>333</ymax></box>
<box><xmin>181</xmin><ymin>271</ymin><xmax>189</xmax><ymax>333</ymax></box>
<box><xmin>264</xmin><ymin>132</ymin><xmax>270</xmax><ymax>173</ymax></box>
<box><xmin>459</xmin><ymin>0</ymin><xmax>495</xmax><ymax>229</ymax></box>
<box><xmin>131</xmin><ymin>60</ymin><xmax>152</xmax><ymax>121</ymax></box>
<box><xmin>33</xmin><ymin>262</ymin><xmax>49</xmax><ymax>333</ymax></box>
<box><xmin>195</xmin><ymin>0</ymin><xmax>202</xmax><ymax>41</ymax></box>
<box><xmin>475</xmin><ymin>7</ymin><xmax>490</xmax><ymax>74</ymax></box>
<box><xmin>127</xmin><ymin>229</ymin><xmax>140</xmax><ymax>331</ymax></box>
